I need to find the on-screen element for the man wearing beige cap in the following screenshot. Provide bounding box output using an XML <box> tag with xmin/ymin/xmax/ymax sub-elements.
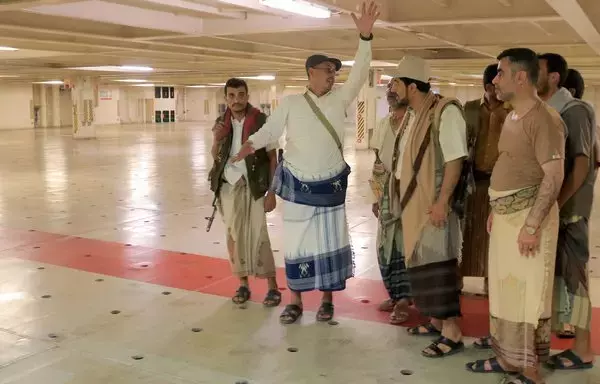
<box><xmin>388</xmin><ymin>55</ymin><xmax>468</xmax><ymax>358</ymax></box>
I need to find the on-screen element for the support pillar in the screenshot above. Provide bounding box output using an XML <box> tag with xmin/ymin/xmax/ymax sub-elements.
<box><xmin>70</xmin><ymin>77</ymin><xmax>97</xmax><ymax>139</ymax></box>
<box><xmin>51</xmin><ymin>85</ymin><xmax>61</xmax><ymax>128</ymax></box>
<box><xmin>355</xmin><ymin>68</ymin><xmax>379</xmax><ymax>150</ymax></box>
<box><xmin>39</xmin><ymin>85</ymin><xmax>48</xmax><ymax>128</ymax></box>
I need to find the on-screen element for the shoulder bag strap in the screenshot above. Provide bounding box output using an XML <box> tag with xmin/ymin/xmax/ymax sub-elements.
<box><xmin>400</xmin><ymin>125</ymin><xmax>432</xmax><ymax>211</ymax></box>
<box><xmin>303</xmin><ymin>92</ymin><xmax>343</xmax><ymax>156</ymax></box>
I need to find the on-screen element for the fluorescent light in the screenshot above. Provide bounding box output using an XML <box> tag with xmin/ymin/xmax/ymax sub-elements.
<box><xmin>186</xmin><ymin>85</ymin><xmax>223</xmax><ymax>88</ymax></box>
<box><xmin>239</xmin><ymin>75</ymin><xmax>275</xmax><ymax>81</ymax></box>
<box><xmin>0</xmin><ymin>46</ymin><xmax>18</xmax><ymax>51</ymax></box>
<box><xmin>380</xmin><ymin>75</ymin><xmax>392</xmax><ymax>80</ymax></box>
<box><xmin>259</xmin><ymin>0</ymin><xmax>330</xmax><ymax>18</ymax></box>
<box><xmin>342</xmin><ymin>60</ymin><xmax>397</xmax><ymax>67</ymax></box>
<box><xmin>448</xmin><ymin>82</ymin><xmax>457</xmax><ymax>86</ymax></box>
<box><xmin>0</xmin><ymin>75</ymin><xmax>19</xmax><ymax>78</ymax></box>
<box><xmin>69</xmin><ymin>66</ymin><xmax>154</xmax><ymax>72</ymax></box>
<box><xmin>34</xmin><ymin>80</ymin><xmax>64</xmax><ymax>85</ymax></box>
<box><xmin>133</xmin><ymin>83</ymin><xmax>156</xmax><ymax>87</ymax></box>
<box><xmin>115</xmin><ymin>79</ymin><xmax>148</xmax><ymax>83</ymax></box>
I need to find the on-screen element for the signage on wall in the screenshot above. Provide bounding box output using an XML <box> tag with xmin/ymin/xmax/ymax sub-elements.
<box><xmin>98</xmin><ymin>89</ymin><xmax>112</xmax><ymax>100</ymax></box>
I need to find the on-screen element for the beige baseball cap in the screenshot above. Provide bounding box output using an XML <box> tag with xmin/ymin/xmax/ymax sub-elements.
<box><xmin>391</xmin><ymin>55</ymin><xmax>431</xmax><ymax>83</ymax></box>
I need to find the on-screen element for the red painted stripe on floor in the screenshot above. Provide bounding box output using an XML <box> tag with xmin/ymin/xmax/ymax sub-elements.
<box><xmin>1</xmin><ymin>227</ymin><xmax>598</xmax><ymax>353</ymax></box>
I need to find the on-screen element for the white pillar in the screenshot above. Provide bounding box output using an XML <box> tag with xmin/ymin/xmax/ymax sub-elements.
<box><xmin>355</xmin><ymin>68</ymin><xmax>378</xmax><ymax>150</ymax></box>
<box><xmin>51</xmin><ymin>85</ymin><xmax>61</xmax><ymax>128</ymax></box>
<box><xmin>71</xmin><ymin>76</ymin><xmax>97</xmax><ymax>139</ymax></box>
<box><xmin>39</xmin><ymin>85</ymin><xmax>48</xmax><ymax>128</ymax></box>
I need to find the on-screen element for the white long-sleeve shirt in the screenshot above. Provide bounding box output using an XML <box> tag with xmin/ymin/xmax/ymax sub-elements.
<box><xmin>248</xmin><ymin>38</ymin><xmax>372</xmax><ymax>180</ymax></box>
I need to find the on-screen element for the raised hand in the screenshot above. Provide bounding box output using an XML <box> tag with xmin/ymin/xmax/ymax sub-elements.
<box><xmin>351</xmin><ymin>1</ymin><xmax>380</xmax><ymax>38</ymax></box>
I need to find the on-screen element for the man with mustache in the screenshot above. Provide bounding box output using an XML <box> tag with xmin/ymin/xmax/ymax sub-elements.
<box><xmin>536</xmin><ymin>53</ymin><xmax>596</xmax><ymax>371</ymax></box>
<box><xmin>389</xmin><ymin>55</ymin><xmax>468</xmax><ymax>358</ymax></box>
<box><xmin>209</xmin><ymin>77</ymin><xmax>281</xmax><ymax>308</ymax></box>
<box><xmin>231</xmin><ymin>1</ymin><xmax>379</xmax><ymax>324</ymax></box>
<box><xmin>369</xmin><ymin>81</ymin><xmax>411</xmax><ymax>325</ymax></box>
<box><xmin>466</xmin><ymin>48</ymin><xmax>565</xmax><ymax>384</ymax></box>
<box><xmin>460</xmin><ymin>63</ymin><xmax>511</xmax><ymax>350</ymax></box>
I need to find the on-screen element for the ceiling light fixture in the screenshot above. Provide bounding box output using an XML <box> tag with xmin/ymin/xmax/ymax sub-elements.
<box><xmin>34</xmin><ymin>80</ymin><xmax>64</xmax><ymax>85</ymax></box>
<box><xmin>259</xmin><ymin>0</ymin><xmax>331</xmax><ymax>18</ymax></box>
<box><xmin>342</xmin><ymin>60</ymin><xmax>397</xmax><ymax>67</ymax></box>
<box><xmin>69</xmin><ymin>66</ymin><xmax>154</xmax><ymax>72</ymax></box>
<box><xmin>186</xmin><ymin>85</ymin><xmax>223</xmax><ymax>88</ymax></box>
<box><xmin>239</xmin><ymin>75</ymin><xmax>275</xmax><ymax>81</ymax></box>
<box><xmin>132</xmin><ymin>83</ymin><xmax>156</xmax><ymax>87</ymax></box>
<box><xmin>0</xmin><ymin>46</ymin><xmax>18</xmax><ymax>51</ymax></box>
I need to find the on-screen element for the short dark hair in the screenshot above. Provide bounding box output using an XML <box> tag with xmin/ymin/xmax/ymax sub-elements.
<box><xmin>399</xmin><ymin>77</ymin><xmax>431</xmax><ymax>93</ymax></box>
<box><xmin>538</xmin><ymin>53</ymin><xmax>568</xmax><ymax>87</ymax></box>
<box><xmin>496</xmin><ymin>48</ymin><xmax>539</xmax><ymax>85</ymax></box>
<box><xmin>564</xmin><ymin>68</ymin><xmax>585</xmax><ymax>99</ymax></box>
<box><xmin>483</xmin><ymin>64</ymin><xmax>498</xmax><ymax>87</ymax></box>
<box><xmin>224</xmin><ymin>78</ymin><xmax>248</xmax><ymax>95</ymax></box>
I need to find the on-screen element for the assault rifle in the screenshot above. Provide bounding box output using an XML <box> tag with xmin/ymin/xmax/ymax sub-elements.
<box><xmin>205</xmin><ymin>195</ymin><xmax>218</xmax><ymax>232</ymax></box>
<box><xmin>206</xmin><ymin>111</ymin><xmax>227</xmax><ymax>232</ymax></box>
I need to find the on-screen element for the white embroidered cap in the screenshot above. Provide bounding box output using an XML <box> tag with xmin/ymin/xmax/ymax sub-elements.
<box><xmin>392</xmin><ymin>55</ymin><xmax>432</xmax><ymax>83</ymax></box>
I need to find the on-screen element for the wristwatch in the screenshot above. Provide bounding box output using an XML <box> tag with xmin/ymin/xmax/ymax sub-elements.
<box><xmin>524</xmin><ymin>225</ymin><xmax>538</xmax><ymax>235</ymax></box>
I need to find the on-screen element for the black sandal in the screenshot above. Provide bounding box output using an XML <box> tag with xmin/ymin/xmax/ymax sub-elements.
<box><xmin>473</xmin><ymin>336</ymin><xmax>492</xmax><ymax>349</ymax></box>
<box><xmin>316</xmin><ymin>302</ymin><xmax>334</xmax><ymax>322</ymax></box>
<box><xmin>263</xmin><ymin>289</ymin><xmax>282</xmax><ymax>307</ymax></box>
<box><xmin>465</xmin><ymin>357</ymin><xmax>518</xmax><ymax>374</ymax></box>
<box><xmin>232</xmin><ymin>286</ymin><xmax>251</xmax><ymax>304</ymax></box>
<box><xmin>421</xmin><ymin>336</ymin><xmax>464</xmax><ymax>358</ymax></box>
<box><xmin>545</xmin><ymin>350</ymin><xmax>594</xmax><ymax>370</ymax></box>
<box><xmin>407</xmin><ymin>322</ymin><xmax>441</xmax><ymax>336</ymax></box>
<box><xmin>556</xmin><ymin>330</ymin><xmax>575</xmax><ymax>339</ymax></box>
<box><xmin>502</xmin><ymin>374</ymin><xmax>540</xmax><ymax>384</ymax></box>
<box><xmin>279</xmin><ymin>304</ymin><xmax>303</xmax><ymax>324</ymax></box>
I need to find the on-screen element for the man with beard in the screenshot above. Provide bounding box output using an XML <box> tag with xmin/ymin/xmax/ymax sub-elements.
<box><xmin>209</xmin><ymin>77</ymin><xmax>281</xmax><ymax>307</ymax></box>
<box><xmin>369</xmin><ymin>81</ymin><xmax>411</xmax><ymax>325</ymax></box>
<box><xmin>536</xmin><ymin>53</ymin><xmax>596</xmax><ymax>371</ymax></box>
<box><xmin>460</xmin><ymin>63</ymin><xmax>511</xmax><ymax>349</ymax></box>
<box><xmin>466</xmin><ymin>48</ymin><xmax>565</xmax><ymax>384</ymax></box>
<box><xmin>389</xmin><ymin>55</ymin><xmax>467</xmax><ymax>358</ymax></box>
<box><xmin>231</xmin><ymin>1</ymin><xmax>379</xmax><ymax>324</ymax></box>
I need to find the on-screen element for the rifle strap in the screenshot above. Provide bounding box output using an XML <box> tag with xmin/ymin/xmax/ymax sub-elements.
<box><xmin>399</xmin><ymin>127</ymin><xmax>431</xmax><ymax>211</ymax></box>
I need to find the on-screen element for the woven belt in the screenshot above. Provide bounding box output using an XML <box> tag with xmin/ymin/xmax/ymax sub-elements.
<box><xmin>489</xmin><ymin>185</ymin><xmax>539</xmax><ymax>215</ymax></box>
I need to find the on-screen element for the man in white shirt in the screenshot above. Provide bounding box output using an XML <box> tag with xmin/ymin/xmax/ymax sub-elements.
<box><xmin>209</xmin><ymin>78</ymin><xmax>280</xmax><ymax>308</ymax></box>
<box><xmin>389</xmin><ymin>55</ymin><xmax>468</xmax><ymax>358</ymax></box>
<box><xmin>231</xmin><ymin>0</ymin><xmax>379</xmax><ymax>324</ymax></box>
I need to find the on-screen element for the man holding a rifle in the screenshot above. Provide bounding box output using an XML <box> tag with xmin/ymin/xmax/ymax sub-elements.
<box><xmin>208</xmin><ymin>77</ymin><xmax>281</xmax><ymax>307</ymax></box>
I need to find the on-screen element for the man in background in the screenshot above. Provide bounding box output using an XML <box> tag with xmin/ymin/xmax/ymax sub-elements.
<box><xmin>370</xmin><ymin>81</ymin><xmax>411</xmax><ymax>325</ymax></box>
<box><xmin>460</xmin><ymin>64</ymin><xmax>510</xmax><ymax>350</ymax></box>
<box><xmin>537</xmin><ymin>53</ymin><xmax>596</xmax><ymax>371</ymax></box>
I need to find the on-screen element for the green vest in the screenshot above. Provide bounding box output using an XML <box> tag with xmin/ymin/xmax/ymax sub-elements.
<box><xmin>208</xmin><ymin>109</ymin><xmax>271</xmax><ymax>200</ymax></box>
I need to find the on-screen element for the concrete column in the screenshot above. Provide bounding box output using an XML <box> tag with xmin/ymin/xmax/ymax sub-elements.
<box><xmin>51</xmin><ymin>85</ymin><xmax>61</xmax><ymax>128</ymax></box>
<box><xmin>355</xmin><ymin>68</ymin><xmax>379</xmax><ymax>150</ymax></box>
<box><xmin>39</xmin><ymin>85</ymin><xmax>48</xmax><ymax>128</ymax></box>
<box><xmin>71</xmin><ymin>76</ymin><xmax>97</xmax><ymax>139</ymax></box>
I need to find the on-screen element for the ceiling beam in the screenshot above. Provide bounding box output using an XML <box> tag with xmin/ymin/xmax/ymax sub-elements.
<box><xmin>215</xmin><ymin>0</ymin><xmax>296</xmax><ymax>16</ymax></box>
<box><xmin>543</xmin><ymin>0</ymin><xmax>600</xmax><ymax>55</ymax></box>
<box><xmin>0</xmin><ymin>0</ymin><xmax>78</xmax><ymax>11</ymax></box>
<box><xmin>108</xmin><ymin>0</ymin><xmax>247</xmax><ymax>19</ymax></box>
<box><xmin>27</xmin><ymin>0</ymin><xmax>206</xmax><ymax>34</ymax></box>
